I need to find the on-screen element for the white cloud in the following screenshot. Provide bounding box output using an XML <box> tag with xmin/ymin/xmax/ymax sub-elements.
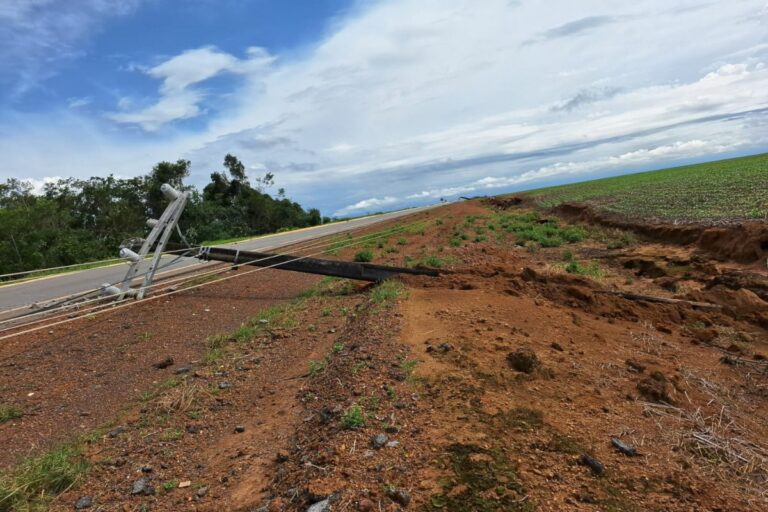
<box><xmin>2</xmin><ymin>0</ymin><xmax>768</xmax><ymax>217</ymax></box>
<box><xmin>348</xmin><ymin>137</ymin><xmax>743</xmax><ymax>211</ymax></box>
<box><xmin>108</xmin><ymin>46</ymin><xmax>274</xmax><ymax>131</ymax></box>
<box><xmin>26</xmin><ymin>176</ymin><xmax>64</xmax><ymax>194</ymax></box>
<box><xmin>334</xmin><ymin>196</ymin><xmax>399</xmax><ymax>216</ymax></box>
<box><xmin>67</xmin><ymin>97</ymin><xmax>92</xmax><ymax>109</ymax></box>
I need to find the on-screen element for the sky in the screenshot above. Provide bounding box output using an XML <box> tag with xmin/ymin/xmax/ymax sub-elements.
<box><xmin>1</xmin><ymin>0</ymin><xmax>767</xmax><ymax>217</ymax></box>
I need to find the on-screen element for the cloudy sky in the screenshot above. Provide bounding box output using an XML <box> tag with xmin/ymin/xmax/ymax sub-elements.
<box><xmin>1</xmin><ymin>0</ymin><xmax>767</xmax><ymax>216</ymax></box>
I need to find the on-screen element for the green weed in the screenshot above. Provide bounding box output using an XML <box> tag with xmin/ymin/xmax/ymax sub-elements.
<box><xmin>565</xmin><ymin>260</ymin><xmax>603</xmax><ymax>278</ymax></box>
<box><xmin>371</xmin><ymin>280</ymin><xmax>407</xmax><ymax>303</ymax></box>
<box><xmin>341</xmin><ymin>405</ymin><xmax>366</xmax><ymax>429</ymax></box>
<box><xmin>308</xmin><ymin>359</ymin><xmax>327</xmax><ymax>376</ymax></box>
<box><xmin>0</xmin><ymin>406</ymin><xmax>22</xmax><ymax>424</ymax></box>
<box><xmin>161</xmin><ymin>428</ymin><xmax>184</xmax><ymax>441</ymax></box>
<box><xmin>0</xmin><ymin>445</ymin><xmax>89</xmax><ymax>512</ymax></box>
<box><xmin>354</xmin><ymin>249</ymin><xmax>374</xmax><ymax>262</ymax></box>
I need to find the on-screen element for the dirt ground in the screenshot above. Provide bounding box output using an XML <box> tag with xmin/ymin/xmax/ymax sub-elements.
<box><xmin>2</xmin><ymin>200</ymin><xmax>767</xmax><ymax>512</ymax></box>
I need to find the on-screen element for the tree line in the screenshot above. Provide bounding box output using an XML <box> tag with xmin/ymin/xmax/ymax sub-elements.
<box><xmin>0</xmin><ymin>155</ymin><xmax>327</xmax><ymax>277</ymax></box>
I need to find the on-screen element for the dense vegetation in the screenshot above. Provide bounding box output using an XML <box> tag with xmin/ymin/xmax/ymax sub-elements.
<box><xmin>0</xmin><ymin>155</ymin><xmax>324</xmax><ymax>277</ymax></box>
<box><xmin>524</xmin><ymin>153</ymin><xmax>768</xmax><ymax>221</ymax></box>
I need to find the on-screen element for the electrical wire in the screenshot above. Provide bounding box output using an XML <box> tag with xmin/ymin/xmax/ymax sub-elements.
<box><xmin>0</xmin><ymin>221</ymin><xmax>420</xmax><ymax>342</ymax></box>
<box><xmin>0</xmin><ymin>246</ymin><xmax>199</xmax><ymax>280</ymax></box>
<box><xmin>0</xmin><ymin>248</ymin><xmax>201</xmax><ymax>328</ymax></box>
<box><xmin>0</xmin><ymin>220</ymin><xmax>424</xmax><ymax>337</ymax></box>
<box><xmin>0</xmin><ymin>221</ymin><xmax>413</xmax><ymax>328</ymax></box>
<box><xmin>0</xmin><ymin>221</ymin><xmax>419</xmax><ymax>333</ymax></box>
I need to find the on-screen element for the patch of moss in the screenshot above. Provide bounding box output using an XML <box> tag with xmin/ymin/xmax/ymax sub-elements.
<box><xmin>483</xmin><ymin>407</ymin><xmax>544</xmax><ymax>431</ymax></box>
<box><xmin>544</xmin><ymin>434</ymin><xmax>584</xmax><ymax>455</ymax></box>
<box><xmin>424</xmin><ymin>444</ymin><xmax>533</xmax><ymax>511</ymax></box>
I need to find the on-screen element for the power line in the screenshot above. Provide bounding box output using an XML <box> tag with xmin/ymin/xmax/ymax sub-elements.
<box><xmin>0</xmin><ymin>246</ymin><xmax>198</xmax><ymax>281</ymax></box>
<box><xmin>0</xmin><ymin>221</ymin><xmax>423</xmax><ymax>338</ymax></box>
<box><xmin>0</xmin><ymin>222</ymin><xmax>417</xmax><ymax>342</ymax></box>
<box><xmin>0</xmin><ymin>221</ymin><xmax>412</xmax><ymax>329</ymax></box>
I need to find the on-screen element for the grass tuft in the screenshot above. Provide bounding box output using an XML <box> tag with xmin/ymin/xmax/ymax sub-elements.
<box><xmin>353</xmin><ymin>249</ymin><xmax>374</xmax><ymax>262</ymax></box>
<box><xmin>0</xmin><ymin>445</ymin><xmax>89</xmax><ymax>512</ymax></box>
<box><xmin>371</xmin><ymin>280</ymin><xmax>407</xmax><ymax>304</ymax></box>
<box><xmin>0</xmin><ymin>406</ymin><xmax>23</xmax><ymax>424</ymax></box>
<box><xmin>341</xmin><ymin>405</ymin><xmax>366</xmax><ymax>429</ymax></box>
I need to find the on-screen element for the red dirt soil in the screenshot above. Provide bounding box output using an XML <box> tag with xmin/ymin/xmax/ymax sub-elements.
<box><xmin>2</xmin><ymin>200</ymin><xmax>767</xmax><ymax>512</ymax></box>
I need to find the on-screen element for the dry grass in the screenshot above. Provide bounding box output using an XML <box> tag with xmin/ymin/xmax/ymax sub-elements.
<box><xmin>630</xmin><ymin>322</ymin><xmax>670</xmax><ymax>356</ymax></box>
<box><xmin>643</xmin><ymin>402</ymin><xmax>767</xmax><ymax>481</ymax></box>
<box><xmin>155</xmin><ymin>380</ymin><xmax>210</xmax><ymax>415</ymax></box>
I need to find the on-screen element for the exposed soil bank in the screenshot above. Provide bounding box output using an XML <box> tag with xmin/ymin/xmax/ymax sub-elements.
<box><xmin>554</xmin><ymin>203</ymin><xmax>768</xmax><ymax>264</ymax></box>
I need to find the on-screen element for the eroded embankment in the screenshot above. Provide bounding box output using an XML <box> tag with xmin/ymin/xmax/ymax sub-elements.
<box><xmin>553</xmin><ymin>203</ymin><xmax>768</xmax><ymax>264</ymax></box>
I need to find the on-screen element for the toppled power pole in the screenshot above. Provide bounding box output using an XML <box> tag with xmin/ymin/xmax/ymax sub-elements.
<box><xmin>110</xmin><ymin>183</ymin><xmax>438</xmax><ymax>299</ymax></box>
<box><xmin>106</xmin><ymin>184</ymin><xmax>190</xmax><ymax>299</ymax></box>
<box><xmin>198</xmin><ymin>246</ymin><xmax>439</xmax><ymax>281</ymax></box>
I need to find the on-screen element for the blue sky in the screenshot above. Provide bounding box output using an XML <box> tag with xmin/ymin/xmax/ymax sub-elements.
<box><xmin>1</xmin><ymin>0</ymin><xmax>767</xmax><ymax>217</ymax></box>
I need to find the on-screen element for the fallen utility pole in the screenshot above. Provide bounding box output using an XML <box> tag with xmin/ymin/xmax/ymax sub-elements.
<box><xmin>594</xmin><ymin>290</ymin><xmax>721</xmax><ymax>310</ymax></box>
<box><xmin>110</xmin><ymin>184</ymin><xmax>438</xmax><ymax>299</ymax></box>
<box><xmin>198</xmin><ymin>246</ymin><xmax>439</xmax><ymax>282</ymax></box>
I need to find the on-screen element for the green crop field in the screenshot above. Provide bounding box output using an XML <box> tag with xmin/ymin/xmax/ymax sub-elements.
<box><xmin>523</xmin><ymin>153</ymin><xmax>768</xmax><ymax>222</ymax></box>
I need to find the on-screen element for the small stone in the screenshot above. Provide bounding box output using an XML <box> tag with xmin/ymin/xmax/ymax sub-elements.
<box><xmin>186</xmin><ymin>425</ymin><xmax>201</xmax><ymax>434</ymax></box>
<box><xmin>576</xmin><ymin>493</ymin><xmax>598</xmax><ymax>504</ymax></box>
<box><xmin>140</xmin><ymin>466</ymin><xmax>153</xmax><ymax>473</ymax></box>
<box><xmin>131</xmin><ymin>477</ymin><xmax>155</xmax><ymax>496</ymax></box>
<box><xmin>196</xmin><ymin>486</ymin><xmax>209</xmax><ymax>498</ymax></box>
<box><xmin>74</xmin><ymin>496</ymin><xmax>93</xmax><ymax>509</ymax></box>
<box><xmin>438</xmin><ymin>342</ymin><xmax>452</xmax><ymax>352</ymax></box>
<box><xmin>108</xmin><ymin>426</ymin><xmax>127</xmax><ymax>438</ymax></box>
<box><xmin>362</xmin><ymin>450</ymin><xmax>375</xmax><ymax>458</ymax></box>
<box><xmin>178</xmin><ymin>480</ymin><xmax>191</xmax><ymax>488</ymax></box>
<box><xmin>550</xmin><ymin>342</ymin><xmax>564</xmax><ymax>352</ymax></box>
<box><xmin>389</xmin><ymin>370</ymin><xmax>407</xmax><ymax>382</ymax></box>
<box><xmin>218</xmin><ymin>382</ymin><xmax>232</xmax><ymax>390</ymax></box>
<box><xmin>579</xmin><ymin>454</ymin><xmax>605</xmax><ymax>476</ymax></box>
<box><xmin>358</xmin><ymin>498</ymin><xmax>375</xmax><ymax>512</ymax></box>
<box><xmin>174</xmin><ymin>366</ymin><xmax>191</xmax><ymax>375</ymax></box>
<box><xmin>611</xmin><ymin>438</ymin><xmax>638</xmax><ymax>456</ymax></box>
<box><xmin>152</xmin><ymin>357</ymin><xmax>174</xmax><ymax>369</ymax></box>
<box><xmin>234</xmin><ymin>425</ymin><xmax>245</xmax><ymax>433</ymax></box>
<box><xmin>386</xmin><ymin>487</ymin><xmax>411</xmax><ymax>507</ymax></box>
<box><xmin>307</xmin><ymin>498</ymin><xmax>331</xmax><ymax>512</ymax></box>
<box><xmin>507</xmin><ymin>347</ymin><xmax>540</xmax><ymax>373</ymax></box>
<box><xmin>371</xmin><ymin>433</ymin><xmax>389</xmax><ymax>449</ymax></box>
<box><xmin>385</xmin><ymin>441</ymin><xmax>400</xmax><ymax>449</ymax></box>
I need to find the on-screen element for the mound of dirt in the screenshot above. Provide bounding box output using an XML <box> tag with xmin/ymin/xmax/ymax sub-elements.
<box><xmin>554</xmin><ymin>203</ymin><xmax>768</xmax><ymax>263</ymax></box>
<box><xmin>484</xmin><ymin>196</ymin><xmax>524</xmax><ymax>209</ymax></box>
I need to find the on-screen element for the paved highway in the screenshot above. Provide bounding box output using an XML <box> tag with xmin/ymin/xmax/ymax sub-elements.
<box><xmin>0</xmin><ymin>205</ymin><xmax>436</xmax><ymax>313</ymax></box>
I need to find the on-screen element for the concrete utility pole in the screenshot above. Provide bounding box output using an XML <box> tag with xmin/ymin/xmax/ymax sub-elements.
<box><xmin>107</xmin><ymin>184</ymin><xmax>439</xmax><ymax>300</ymax></box>
<box><xmin>106</xmin><ymin>184</ymin><xmax>190</xmax><ymax>300</ymax></box>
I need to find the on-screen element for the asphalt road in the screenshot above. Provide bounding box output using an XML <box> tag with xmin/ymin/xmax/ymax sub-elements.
<box><xmin>0</xmin><ymin>205</ymin><xmax>436</xmax><ymax>313</ymax></box>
